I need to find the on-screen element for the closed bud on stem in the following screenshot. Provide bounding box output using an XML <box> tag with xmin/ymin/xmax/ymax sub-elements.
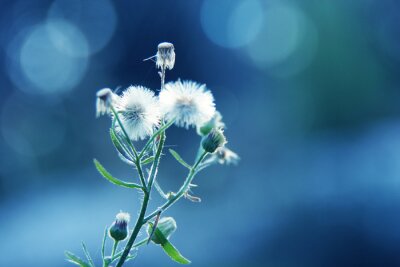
<box><xmin>147</xmin><ymin>217</ymin><xmax>177</xmax><ymax>244</ymax></box>
<box><xmin>201</xmin><ymin>128</ymin><xmax>226</xmax><ymax>153</ymax></box>
<box><xmin>109</xmin><ymin>212</ymin><xmax>130</xmax><ymax>241</ymax></box>
<box><xmin>156</xmin><ymin>42</ymin><xmax>175</xmax><ymax>70</ymax></box>
<box><xmin>197</xmin><ymin>111</ymin><xmax>225</xmax><ymax>136</ymax></box>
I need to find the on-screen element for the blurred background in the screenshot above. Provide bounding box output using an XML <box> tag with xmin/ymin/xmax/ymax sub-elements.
<box><xmin>1</xmin><ymin>0</ymin><xmax>400</xmax><ymax>266</ymax></box>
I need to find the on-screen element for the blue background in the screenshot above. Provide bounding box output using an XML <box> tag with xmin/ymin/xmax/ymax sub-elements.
<box><xmin>1</xmin><ymin>0</ymin><xmax>400</xmax><ymax>266</ymax></box>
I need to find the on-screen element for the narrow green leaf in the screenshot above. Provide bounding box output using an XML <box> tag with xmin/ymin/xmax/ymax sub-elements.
<box><xmin>149</xmin><ymin>222</ymin><xmax>191</xmax><ymax>264</ymax></box>
<box><xmin>93</xmin><ymin>159</ymin><xmax>142</xmax><ymax>189</ymax></box>
<box><xmin>65</xmin><ymin>251</ymin><xmax>91</xmax><ymax>267</ymax></box>
<box><xmin>162</xmin><ymin>241</ymin><xmax>191</xmax><ymax>264</ymax></box>
<box><xmin>81</xmin><ymin>242</ymin><xmax>95</xmax><ymax>267</ymax></box>
<box><xmin>169</xmin><ymin>149</ymin><xmax>191</xmax><ymax>169</ymax></box>
<box><xmin>141</xmin><ymin>156</ymin><xmax>155</xmax><ymax>165</ymax></box>
<box><xmin>110</xmin><ymin>128</ymin><xmax>133</xmax><ymax>162</ymax></box>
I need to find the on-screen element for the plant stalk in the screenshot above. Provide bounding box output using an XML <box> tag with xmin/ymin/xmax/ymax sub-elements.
<box><xmin>116</xmin><ymin>132</ymin><xmax>166</xmax><ymax>267</ymax></box>
<box><xmin>143</xmin><ymin>151</ymin><xmax>208</xmax><ymax>224</ymax></box>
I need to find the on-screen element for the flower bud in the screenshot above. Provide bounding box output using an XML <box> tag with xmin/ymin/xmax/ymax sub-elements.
<box><xmin>147</xmin><ymin>217</ymin><xmax>177</xmax><ymax>245</ymax></box>
<box><xmin>201</xmin><ymin>128</ymin><xmax>226</xmax><ymax>153</ymax></box>
<box><xmin>197</xmin><ymin>111</ymin><xmax>225</xmax><ymax>136</ymax></box>
<box><xmin>109</xmin><ymin>212</ymin><xmax>130</xmax><ymax>241</ymax></box>
<box><xmin>156</xmin><ymin>42</ymin><xmax>175</xmax><ymax>70</ymax></box>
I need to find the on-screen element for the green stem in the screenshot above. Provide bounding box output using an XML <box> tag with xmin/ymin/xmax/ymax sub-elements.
<box><xmin>111</xmin><ymin>239</ymin><xmax>148</xmax><ymax>261</ymax></box>
<box><xmin>110</xmin><ymin>107</ymin><xmax>139</xmax><ymax>159</ymax></box>
<box><xmin>116</xmin><ymin>191</ymin><xmax>149</xmax><ymax>267</ymax></box>
<box><xmin>138</xmin><ymin>119</ymin><xmax>174</xmax><ymax>158</ymax></box>
<box><xmin>143</xmin><ymin>151</ymin><xmax>208</xmax><ymax>224</ymax></box>
<box><xmin>116</xmin><ymin>132</ymin><xmax>166</xmax><ymax>267</ymax></box>
<box><xmin>111</xmin><ymin>107</ymin><xmax>147</xmax><ymax>188</ymax></box>
<box><xmin>111</xmin><ymin>241</ymin><xmax>119</xmax><ymax>258</ymax></box>
<box><xmin>147</xmin><ymin>131</ymin><xmax>166</xmax><ymax>191</ymax></box>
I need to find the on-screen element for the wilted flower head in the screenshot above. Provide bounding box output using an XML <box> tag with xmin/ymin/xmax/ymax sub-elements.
<box><xmin>201</xmin><ymin>128</ymin><xmax>226</xmax><ymax>153</ymax></box>
<box><xmin>159</xmin><ymin>80</ymin><xmax>216</xmax><ymax>128</ymax></box>
<box><xmin>156</xmin><ymin>42</ymin><xmax>175</xmax><ymax>70</ymax></box>
<box><xmin>197</xmin><ymin>111</ymin><xmax>225</xmax><ymax>136</ymax></box>
<box><xmin>109</xmin><ymin>212</ymin><xmax>130</xmax><ymax>241</ymax></box>
<box><xmin>215</xmin><ymin>147</ymin><xmax>240</xmax><ymax>165</ymax></box>
<box><xmin>96</xmin><ymin>88</ymin><xmax>118</xmax><ymax>117</ymax></box>
<box><xmin>115</xmin><ymin>86</ymin><xmax>161</xmax><ymax>141</ymax></box>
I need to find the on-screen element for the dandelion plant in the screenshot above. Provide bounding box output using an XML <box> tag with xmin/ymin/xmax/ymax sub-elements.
<box><xmin>66</xmin><ymin>42</ymin><xmax>239</xmax><ymax>267</ymax></box>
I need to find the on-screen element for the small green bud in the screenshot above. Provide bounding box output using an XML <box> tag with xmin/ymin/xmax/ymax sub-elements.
<box><xmin>201</xmin><ymin>128</ymin><xmax>226</xmax><ymax>153</ymax></box>
<box><xmin>109</xmin><ymin>212</ymin><xmax>130</xmax><ymax>241</ymax></box>
<box><xmin>147</xmin><ymin>217</ymin><xmax>177</xmax><ymax>245</ymax></box>
<box><xmin>197</xmin><ymin>111</ymin><xmax>225</xmax><ymax>136</ymax></box>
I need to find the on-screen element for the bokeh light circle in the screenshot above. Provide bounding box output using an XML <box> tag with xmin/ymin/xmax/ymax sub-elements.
<box><xmin>245</xmin><ymin>2</ymin><xmax>319</xmax><ymax>77</ymax></box>
<box><xmin>246</xmin><ymin>3</ymin><xmax>301</xmax><ymax>66</ymax></box>
<box><xmin>18</xmin><ymin>20</ymin><xmax>88</xmax><ymax>94</ymax></box>
<box><xmin>201</xmin><ymin>0</ymin><xmax>264</xmax><ymax>48</ymax></box>
<box><xmin>48</xmin><ymin>0</ymin><xmax>117</xmax><ymax>55</ymax></box>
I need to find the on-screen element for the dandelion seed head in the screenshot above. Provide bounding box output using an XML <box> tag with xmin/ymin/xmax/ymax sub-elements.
<box><xmin>115</xmin><ymin>86</ymin><xmax>161</xmax><ymax>141</ymax></box>
<box><xmin>96</xmin><ymin>88</ymin><xmax>117</xmax><ymax>117</ymax></box>
<box><xmin>156</xmin><ymin>42</ymin><xmax>175</xmax><ymax>70</ymax></box>
<box><xmin>159</xmin><ymin>80</ymin><xmax>216</xmax><ymax>128</ymax></box>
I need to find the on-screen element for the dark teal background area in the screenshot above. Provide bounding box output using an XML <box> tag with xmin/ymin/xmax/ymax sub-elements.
<box><xmin>1</xmin><ymin>0</ymin><xmax>400</xmax><ymax>266</ymax></box>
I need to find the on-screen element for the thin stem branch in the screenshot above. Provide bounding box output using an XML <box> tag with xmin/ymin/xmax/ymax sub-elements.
<box><xmin>160</xmin><ymin>66</ymin><xmax>166</xmax><ymax>90</ymax></box>
<box><xmin>110</xmin><ymin>107</ymin><xmax>139</xmax><ymax>160</ymax></box>
<box><xmin>147</xmin><ymin>131</ymin><xmax>166</xmax><ymax>192</ymax></box>
<box><xmin>111</xmin><ymin>107</ymin><xmax>147</xmax><ymax>188</ymax></box>
<box><xmin>111</xmin><ymin>241</ymin><xmax>119</xmax><ymax>258</ymax></box>
<box><xmin>111</xmin><ymin>238</ymin><xmax>148</xmax><ymax>261</ymax></box>
<box><xmin>154</xmin><ymin>180</ymin><xmax>168</xmax><ymax>199</ymax></box>
<box><xmin>143</xmin><ymin>151</ymin><xmax>208</xmax><ymax>224</ymax></box>
<box><xmin>116</xmin><ymin>132</ymin><xmax>166</xmax><ymax>267</ymax></box>
<box><xmin>116</xmin><ymin>190</ymin><xmax>149</xmax><ymax>267</ymax></box>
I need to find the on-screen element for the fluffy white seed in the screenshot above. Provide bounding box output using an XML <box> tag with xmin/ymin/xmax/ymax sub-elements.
<box><xmin>115</xmin><ymin>86</ymin><xmax>161</xmax><ymax>141</ymax></box>
<box><xmin>159</xmin><ymin>80</ymin><xmax>216</xmax><ymax>128</ymax></box>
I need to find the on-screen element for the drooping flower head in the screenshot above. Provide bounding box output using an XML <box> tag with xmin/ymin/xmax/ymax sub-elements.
<box><xmin>96</xmin><ymin>88</ymin><xmax>118</xmax><ymax>117</ymax></box>
<box><xmin>214</xmin><ymin>147</ymin><xmax>240</xmax><ymax>165</ymax></box>
<box><xmin>156</xmin><ymin>42</ymin><xmax>175</xmax><ymax>70</ymax></box>
<box><xmin>159</xmin><ymin>80</ymin><xmax>216</xmax><ymax>128</ymax></box>
<box><xmin>115</xmin><ymin>86</ymin><xmax>161</xmax><ymax>141</ymax></box>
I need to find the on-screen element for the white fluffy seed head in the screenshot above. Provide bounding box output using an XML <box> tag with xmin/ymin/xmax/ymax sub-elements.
<box><xmin>116</xmin><ymin>212</ymin><xmax>130</xmax><ymax>223</ymax></box>
<box><xmin>115</xmin><ymin>86</ymin><xmax>161</xmax><ymax>141</ymax></box>
<box><xmin>159</xmin><ymin>80</ymin><xmax>216</xmax><ymax>128</ymax></box>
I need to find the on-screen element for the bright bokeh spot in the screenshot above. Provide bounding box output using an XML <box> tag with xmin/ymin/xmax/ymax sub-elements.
<box><xmin>246</xmin><ymin>2</ymin><xmax>318</xmax><ymax>77</ymax></box>
<box><xmin>18</xmin><ymin>20</ymin><xmax>88</xmax><ymax>94</ymax></box>
<box><xmin>201</xmin><ymin>0</ymin><xmax>264</xmax><ymax>48</ymax></box>
<box><xmin>247</xmin><ymin>3</ymin><xmax>301</xmax><ymax>66</ymax></box>
<box><xmin>48</xmin><ymin>0</ymin><xmax>117</xmax><ymax>55</ymax></box>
